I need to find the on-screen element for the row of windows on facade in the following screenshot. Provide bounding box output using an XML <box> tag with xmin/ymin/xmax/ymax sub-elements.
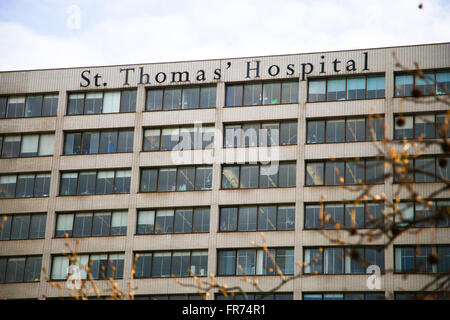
<box><xmin>2</xmin><ymin>244</ymin><xmax>448</xmax><ymax>283</ymax></box>
<box><xmin>305</xmin><ymin>155</ymin><xmax>450</xmax><ymax>186</ymax></box>
<box><xmin>1</xmin><ymin>199</ymin><xmax>447</xmax><ymax>241</ymax></box>
<box><xmin>1</xmin><ymin>156</ymin><xmax>448</xmax><ymax>198</ymax></box>
<box><xmin>2</xmin><ymin>70</ymin><xmax>447</xmax><ymax>120</ymax></box>
<box><xmin>40</xmin><ymin>292</ymin><xmax>450</xmax><ymax>300</ymax></box>
<box><xmin>1</xmin><ymin>112</ymin><xmax>448</xmax><ymax>159</ymax></box>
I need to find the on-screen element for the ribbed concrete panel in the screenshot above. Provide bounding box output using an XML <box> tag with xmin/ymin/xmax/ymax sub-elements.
<box><xmin>0</xmin><ymin>157</ymin><xmax>53</xmax><ymax>174</ymax></box>
<box><xmin>59</xmin><ymin>154</ymin><xmax>133</xmax><ymax>171</ymax></box>
<box><xmin>0</xmin><ymin>118</ymin><xmax>57</xmax><ymax>134</ymax></box>
<box><xmin>304</xmin><ymin>142</ymin><xmax>380</xmax><ymax>160</ymax></box>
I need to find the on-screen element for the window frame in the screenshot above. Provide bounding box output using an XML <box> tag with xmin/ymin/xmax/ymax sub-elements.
<box><xmin>216</xmin><ymin>247</ymin><xmax>295</xmax><ymax>276</ymax></box>
<box><xmin>225</xmin><ymin>80</ymin><xmax>299</xmax><ymax>108</ymax></box>
<box><xmin>219</xmin><ymin>204</ymin><xmax>295</xmax><ymax>233</ymax></box>
<box><xmin>305</xmin><ymin>158</ymin><xmax>384</xmax><ymax>186</ymax></box>
<box><xmin>0</xmin><ymin>172</ymin><xmax>51</xmax><ymax>199</ymax></box>
<box><xmin>55</xmin><ymin>210</ymin><xmax>128</xmax><ymax>238</ymax></box>
<box><xmin>393</xmin><ymin>113</ymin><xmax>448</xmax><ymax>140</ymax></box>
<box><xmin>394</xmin><ymin>69</ymin><xmax>450</xmax><ymax>98</ymax></box>
<box><xmin>146</xmin><ymin>85</ymin><xmax>217</xmax><ymax>112</ymax></box>
<box><xmin>221</xmin><ymin>162</ymin><xmax>297</xmax><ymax>190</ymax></box>
<box><xmin>304</xmin><ymin>202</ymin><xmax>385</xmax><ymax>230</ymax></box>
<box><xmin>307</xmin><ymin>74</ymin><xmax>385</xmax><ymax>103</ymax></box>
<box><xmin>223</xmin><ymin>120</ymin><xmax>298</xmax><ymax>148</ymax></box>
<box><xmin>136</xmin><ymin>207</ymin><xmax>210</xmax><ymax>235</ymax></box>
<box><xmin>303</xmin><ymin>246</ymin><xmax>385</xmax><ymax>275</ymax></box>
<box><xmin>59</xmin><ymin>169</ymin><xmax>131</xmax><ymax>196</ymax></box>
<box><xmin>66</xmin><ymin>90</ymin><xmax>137</xmax><ymax>116</ymax></box>
<box><xmin>142</xmin><ymin>124</ymin><xmax>215</xmax><ymax>152</ymax></box>
<box><xmin>139</xmin><ymin>166</ymin><xmax>213</xmax><ymax>193</ymax></box>
<box><xmin>305</xmin><ymin>115</ymin><xmax>385</xmax><ymax>144</ymax></box>
<box><xmin>134</xmin><ymin>250</ymin><xmax>208</xmax><ymax>278</ymax></box>
<box><xmin>0</xmin><ymin>213</ymin><xmax>47</xmax><ymax>241</ymax></box>
<box><xmin>50</xmin><ymin>252</ymin><xmax>125</xmax><ymax>280</ymax></box>
<box><xmin>0</xmin><ymin>132</ymin><xmax>55</xmax><ymax>158</ymax></box>
<box><xmin>0</xmin><ymin>94</ymin><xmax>59</xmax><ymax>119</ymax></box>
<box><xmin>394</xmin><ymin>245</ymin><xmax>449</xmax><ymax>274</ymax></box>
<box><xmin>0</xmin><ymin>255</ymin><xmax>42</xmax><ymax>283</ymax></box>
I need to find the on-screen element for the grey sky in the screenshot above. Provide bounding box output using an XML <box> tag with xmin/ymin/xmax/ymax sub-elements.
<box><xmin>0</xmin><ymin>0</ymin><xmax>449</xmax><ymax>71</ymax></box>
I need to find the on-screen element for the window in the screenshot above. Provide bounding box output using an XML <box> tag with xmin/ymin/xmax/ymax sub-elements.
<box><xmin>59</xmin><ymin>169</ymin><xmax>131</xmax><ymax>196</ymax></box>
<box><xmin>367</xmin><ymin>76</ymin><xmax>385</xmax><ymax>98</ymax></box>
<box><xmin>0</xmin><ymin>214</ymin><xmax>46</xmax><ymax>240</ymax></box>
<box><xmin>0</xmin><ymin>173</ymin><xmax>50</xmax><ymax>199</ymax></box>
<box><xmin>137</xmin><ymin>208</ymin><xmax>210</xmax><ymax>234</ymax></box>
<box><xmin>240</xmin><ymin>165</ymin><xmax>259</xmax><ymax>188</ymax></box>
<box><xmin>307</xmin><ymin>120</ymin><xmax>325</xmax><ymax>143</ymax></box>
<box><xmin>327</xmin><ymin>79</ymin><xmax>346</xmax><ymax>101</ymax></box>
<box><xmin>347</xmin><ymin>77</ymin><xmax>365</xmax><ymax>100</ymax></box>
<box><xmin>114</xmin><ymin>170</ymin><xmax>131</xmax><ymax>193</ymax></box>
<box><xmin>244</xmin><ymin>83</ymin><xmax>262</xmax><ymax>106</ymax></box>
<box><xmin>304</xmin><ymin>246</ymin><xmax>384</xmax><ymax>274</ymax></box>
<box><xmin>308</xmin><ymin>75</ymin><xmax>385</xmax><ymax>102</ymax></box>
<box><xmin>395</xmin><ymin>70</ymin><xmax>450</xmax><ymax>97</ymax></box>
<box><xmin>305</xmin><ymin>162</ymin><xmax>324</xmax><ymax>186</ymax></box>
<box><xmin>260</xmin><ymin>123</ymin><xmax>279</xmax><ymax>146</ymax></box>
<box><xmin>395</xmin><ymin>245</ymin><xmax>449</xmax><ymax>273</ymax></box>
<box><xmin>50</xmin><ymin>253</ymin><xmax>124</xmax><ymax>280</ymax></box>
<box><xmin>1</xmin><ymin>136</ymin><xmax>21</xmax><ymax>158</ymax></box>
<box><xmin>308</xmin><ymin>80</ymin><xmax>326</xmax><ymax>102</ymax></box>
<box><xmin>394</xmin><ymin>155</ymin><xmax>450</xmax><ymax>183</ymax></box>
<box><xmin>303</xmin><ymin>292</ymin><xmax>385</xmax><ymax>300</ymax></box>
<box><xmin>394</xmin><ymin>200</ymin><xmax>450</xmax><ymax>228</ymax></box>
<box><xmin>77</xmin><ymin>171</ymin><xmax>96</xmax><ymax>195</ymax></box>
<box><xmin>67</xmin><ymin>93</ymin><xmax>84</xmax><ymax>115</ymax></box>
<box><xmin>102</xmin><ymin>91</ymin><xmax>120</xmax><ymax>113</ymax></box>
<box><xmin>120</xmin><ymin>90</ymin><xmax>137</xmax><ymax>112</ymax></box>
<box><xmin>143</xmin><ymin>125</ymin><xmax>214</xmax><ymax>151</ymax></box>
<box><xmin>134</xmin><ymin>250</ymin><xmax>208</xmax><ymax>278</ymax></box>
<box><xmin>64</xmin><ymin>129</ymin><xmax>133</xmax><ymax>154</ymax></box>
<box><xmin>158</xmin><ymin>169</ymin><xmax>177</xmax><ymax>191</ymax></box>
<box><xmin>0</xmin><ymin>97</ymin><xmax>6</xmax><ymax>118</ymax></box>
<box><xmin>0</xmin><ymin>133</ymin><xmax>54</xmax><ymax>158</ymax></box>
<box><xmin>395</xmin><ymin>292</ymin><xmax>449</xmax><ymax>300</ymax></box>
<box><xmin>280</xmin><ymin>121</ymin><xmax>297</xmax><ymax>145</ymax></box>
<box><xmin>67</xmin><ymin>91</ymin><xmax>136</xmax><ymax>115</ymax></box>
<box><xmin>305</xmin><ymin>202</ymin><xmax>385</xmax><ymax>230</ymax></box>
<box><xmin>99</xmin><ymin>131</ymin><xmax>118</xmax><ymax>153</ymax></box>
<box><xmin>140</xmin><ymin>166</ymin><xmax>212</xmax><ymax>192</ymax></box>
<box><xmin>226</xmin><ymin>80</ymin><xmax>298</xmax><ymax>107</ymax></box>
<box><xmin>394</xmin><ymin>113</ymin><xmax>448</xmax><ymax>140</ymax></box>
<box><xmin>195</xmin><ymin>167</ymin><xmax>212</xmax><ymax>190</ymax></box>
<box><xmin>143</xmin><ymin>129</ymin><xmax>160</xmax><ymax>151</ymax></box>
<box><xmin>146</xmin><ymin>86</ymin><xmax>216</xmax><ymax>111</ymax></box>
<box><xmin>305</xmin><ymin>159</ymin><xmax>384</xmax><ymax>185</ymax></box>
<box><xmin>279</xmin><ymin>163</ymin><xmax>296</xmax><ymax>187</ymax></box>
<box><xmin>220</xmin><ymin>205</ymin><xmax>294</xmax><ymax>232</ymax></box>
<box><xmin>307</xmin><ymin>116</ymin><xmax>385</xmax><ymax>144</ymax></box>
<box><xmin>436</xmin><ymin>71</ymin><xmax>450</xmax><ymax>95</ymax></box>
<box><xmin>0</xmin><ymin>256</ymin><xmax>42</xmax><ymax>283</ymax></box>
<box><xmin>221</xmin><ymin>163</ymin><xmax>296</xmax><ymax>189</ymax></box>
<box><xmin>217</xmin><ymin>248</ymin><xmax>294</xmax><ymax>276</ymax></box>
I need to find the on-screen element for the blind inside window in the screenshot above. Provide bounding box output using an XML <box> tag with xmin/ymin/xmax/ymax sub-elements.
<box><xmin>138</xmin><ymin>210</ymin><xmax>155</xmax><ymax>224</ymax></box>
<box><xmin>56</xmin><ymin>214</ymin><xmax>74</xmax><ymax>231</ymax></box>
<box><xmin>38</xmin><ymin>134</ymin><xmax>54</xmax><ymax>156</ymax></box>
<box><xmin>103</xmin><ymin>91</ymin><xmax>120</xmax><ymax>113</ymax></box>
<box><xmin>112</xmin><ymin>211</ymin><xmax>128</xmax><ymax>227</ymax></box>
<box><xmin>20</xmin><ymin>135</ymin><xmax>39</xmax><ymax>153</ymax></box>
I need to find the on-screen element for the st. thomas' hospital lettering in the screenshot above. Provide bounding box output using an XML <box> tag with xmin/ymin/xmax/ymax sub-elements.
<box><xmin>79</xmin><ymin>52</ymin><xmax>369</xmax><ymax>88</ymax></box>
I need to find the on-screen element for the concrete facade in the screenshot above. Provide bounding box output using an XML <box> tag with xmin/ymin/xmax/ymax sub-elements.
<box><xmin>0</xmin><ymin>43</ymin><xmax>449</xmax><ymax>300</ymax></box>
